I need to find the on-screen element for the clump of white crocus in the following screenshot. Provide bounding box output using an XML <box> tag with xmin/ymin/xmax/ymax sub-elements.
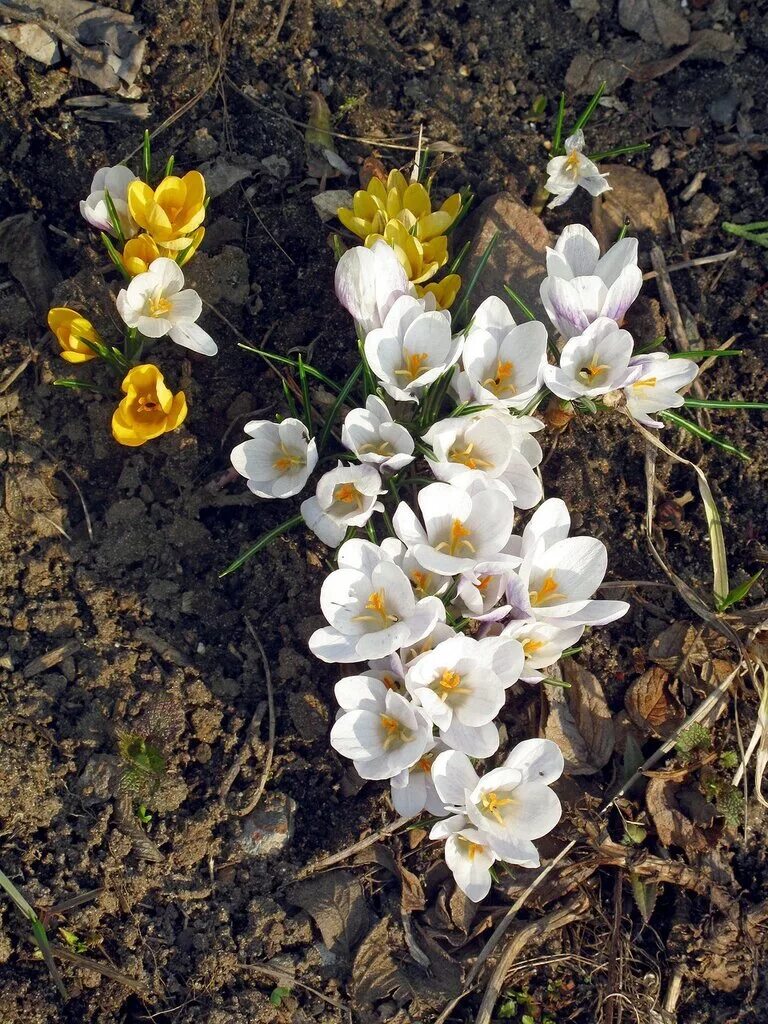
<box><xmin>300</xmin><ymin>462</ymin><xmax>383</xmax><ymax>547</ymax></box>
<box><xmin>335</xmin><ymin>240</ymin><xmax>414</xmax><ymax>336</ymax></box>
<box><xmin>540</xmin><ymin>224</ymin><xmax>643</xmax><ymax>340</ymax></box>
<box><xmin>454</xmin><ymin>561</ymin><xmax>519</xmax><ymax>621</ymax></box>
<box><xmin>430</xmin><ymin>739</ymin><xmax>564</xmax><ymax>899</ymax></box>
<box><xmin>544</xmin><ymin>130</ymin><xmax>611</xmax><ymax>209</ymax></box>
<box><xmin>506</xmin><ymin>498</ymin><xmax>629</xmax><ymax>628</ymax></box>
<box><xmin>230</xmin><ymin>418</ymin><xmax>318</xmax><ymax>498</ymax></box>
<box><xmin>543</xmin><ymin>317</ymin><xmax>636</xmax><ymax>401</ymax></box>
<box><xmin>309</xmin><ymin>539</ymin><xmax>445</xmax><ymax>663</ymax></box>
<box><xmin>623</xmin><ymin>352</ymin><xmax>699</xmax><ymax>428</ymax></box>
<box><xmin>116</xmin><ymin>258</ymin><xmax>217</xmax><ymax>355</ymax></box>
<box><xmin>378</xmin><ymin>537</ymin><xmax>452</xmax><ymax>599</ymax></box>
<box><xmin>454</xmin><ymin>296</ymin><xmax>548</xmax><ymax>410</ymax></box>
<box><xmin>424</xmin><ymin>411</ymin><xmax>543</xmax><ymax>509</ymax></box>
<box><xmin>405</xmin><ymin>634</ymin><xmax>508</xmax><ymax>756</ymax></box>
<box><xmin>342</xmin><ymin>395</ymin><xmax>415</xmax><ymax>473</ymax></box>
<box><xmin>390</xmin><ymin>741</ymin><xmax>448</xmax><ymax>817</ymax></box>
<box><xmin>393</xmin><ymin>478</ymin><xmax>515</xmax><ymax>576</ymax></box>
<box><xmin>80</xmin><ymin>164</ymin><xmax>138</xmax><ymax>237</ymax></box>
<box><xmin>364</xmin><ymin>295</ymin><xmax>461</xmax><ymax>403</ymax></box>
<box><xmin>330</xmin><ymin>683</ymin><xmax>432</xmax><ymax>780</ymax></box>
<box><xmin>501</xmin><ymin>618</ymin><xmax>585</xmax><ymax>682</ymax></box>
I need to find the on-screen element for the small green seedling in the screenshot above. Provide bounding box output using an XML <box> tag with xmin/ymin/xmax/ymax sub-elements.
<box><xmin>269</xmin><ymin>985</ymin><xmax>292</xmax><ymax>1006</ymax></box>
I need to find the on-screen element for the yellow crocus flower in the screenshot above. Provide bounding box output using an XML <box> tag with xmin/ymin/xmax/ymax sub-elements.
<box><xmin>366</xmin><ymin>219</ymin><xmax>449</xmax><ymax>284</ymax></box>
<box><xmin>112</xmin><ymin>364</ymin><xmax>188</xmax><ymax>447</ymax></box>
<box><xmin>120</xmin><ymin>226</ymin><xmax>205</xmax><ymax>277</ymax></box>
<box><xmin>47</xmin><ymin>307</ymin><xmax>101</xmax><ymax>363</ymax></box>
<box><xmin>127</xmin><ymin>171</ymin><xmax>206</xmax><ymax>251</ymax></box>
<box><xmin>338</xmin><ymin>169</ymin><xmax>462</xmax><ymax>245</ymax></box>
<box><xmin>120</xmin><ymin>233</ymin><xmax>160</xmax><ymax>276</ymax></box>
<box><xmin>416</xmin><ymin>274</ymin><xmax>462</xmax><ymax>310</ymax></box>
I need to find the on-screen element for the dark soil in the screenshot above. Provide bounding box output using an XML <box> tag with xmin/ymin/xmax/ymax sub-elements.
<box><xmin>1</xmin><ymin>1</ymin><xmax>767</xmax><ymax>1022</ymax></box>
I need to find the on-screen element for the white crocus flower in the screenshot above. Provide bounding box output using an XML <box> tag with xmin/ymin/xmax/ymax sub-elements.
<box><xmin>300</xmin><ymin>462</ymin><xmax>383</xmax><ymax>547</ymax></box>
<box><xmin>624</xmin><ymin>352</ymin><xmax>699</xmax><ymax>428</ymax></box>
<box><xmin>540</xmin><ymin>224</ymin><xmax>643</xmax><ymax>340</ymax></box>
<box><xmin>502</xmin><ymin>413</ymin><xmax>545</xmax><ymax>470</ymax></box>
<box><xmin>454</xmin><ymin>296</ymin><xmax>548</xmax><ymax>410</ymax></box>
<box><xmin>432</xmin><ymin>740</ymin><xmax>564</xmax><ymax>864</ymax></box>
<box><xmin>342</xmin><ymin>396</ymin><xmax>415</xmax><ymax>473</ymax></box>
<box><xmin>379</xmin><ymin>537</ymin><xmax>452</xmax><ymax>599</ymax></box>
<box><xmin>506</xmin><ymin>498</ymin><xmax>629</xmax><ymax>628</ymax></box>
<box><xmin>335</xmin><ymin>240</ymin><xmax>414</xmax><ymax>336</ymax></box>
<box><xmin>116</xmin><ymin>258</ymin><xmax>217</xmax><ymax>355</ymax></box>
<box><xmin>390</xmin><ymin>741</ymin><xmax>448</xmax><ymax>818</ymax></box>
<box><xmin>309</xmin><ymin>539</ymin><xmax>445</xmax><ymax>663</ymax></box>
<box><xmin>330</xmin><ymin>686</ymin><xmax>432</xmax><ymax>780</ymax></box>
<box><xmin>543</xmin><ymin>317</ymin><xmax>636</xmax><ymax>401</ymax></box>
<box><xmin>455</xmin><ymin>561</ymin><xmax>519</xmax><ymax>621</ymax></box>
<box><xmin>393</xmin><ymin>479</ymin><xmax>515</xmax><ymax>577</ymax></box>
<box><xmin>405</xmin><ymin>634</ymin><xmax>507</xmax><ymax>756</ymax></box>
<box><xmin>230</xmin><ymin>418</ymin><xmax>318</xmax><ymax>498</ymax></box>
<box><xmin>80</xmin><ymin>164</ymin><xmax>138</xmax><ymax>237</ymax></box>
<box><xmin>431</xmin><ymin>814</ymin><xmax>498</xmax><ymax>902</ymax></box>
<box><xmin>398</xmin><ymin>621</ymin><xmax>458</xmax><ymax>668</ymax></box>
<box><xmin>544</xmin><ymin>130</ymin><xmax>611</xmax><ymax>209</ymax></box>
<box><xmin>424</xmin><ymin>411</ymin><xmax>543</xmax><ymax>509</ymax></box>
<box><xmin>364</xmin><ymin>295</ymin><xmax>461</xmax><ymax>403</ymax></box>
<box><xmin>501</xmin><ymin>618</ymin><xmax>585</xmax><ymax>682</ymax></box>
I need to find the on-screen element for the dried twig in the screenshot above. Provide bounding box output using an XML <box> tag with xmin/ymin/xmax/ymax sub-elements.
<box><xmin>239</xmin><ymin>960</ymin><xmax>352</xmax><ymax>1018</ymax></box>
<box><xmin>474</xmin><ymin>895</ymin><xmax>589</xmax><ymax>1024</ymax></box>
<box><xmin>235</xmin><ymin>617</ymin><xmax>276</xmax><ymax>817</ymax></box>
<box><xmin>642</xmin><ymin>249</ymin><xmax>739</xmax><ymax>280</ymax></box>
<box><xmin>296</xmin><ymin>816</ymin><xmax>412</xmax><ymax>878</ymax></box>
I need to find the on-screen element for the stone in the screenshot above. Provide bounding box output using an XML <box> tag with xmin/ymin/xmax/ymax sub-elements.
<box><xmin>287</xmin><ymin>691</ymin><xmax>329</xmax><ymax>741</ymax></box>
<box><xmin>240</xmin><ymin>792</ymin><xmax>296</xmax><ymax>858</ymax></box>
<box><xmin>186</xmin><ymin>246</ymin><xmax>250</xmax><ymax>307</ymax></box>
<box><xmin>591</xmin><ymin>165</ymin><xmax>671</xmax><ymax>249</ymax></box>
<box><xmin>456</xmin><ymin>192</ymin><xmax>550</xmax><ymax>318</ymax></box>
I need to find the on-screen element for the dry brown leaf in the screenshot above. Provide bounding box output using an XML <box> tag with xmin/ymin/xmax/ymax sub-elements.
<box><xmin>398</xmin><ymin>861</ymin><xmax>426</xmax><ymax>914</ymax></box>
<box><xmin>648</xmin><ymin>621</ymin><xmax>709</xmax><ymax>670</ymax></box>
<box><xmin>646</xmin><ymin>777</ymin><xmax>711</xmax><ymax>853</ymax></box>
<box><xmin>625</xmin><ymin>666</ymin><xmax>685</xmax><ymax>738</ymax></box>
<box><xmin>351</xmin><ymin>916</ymin><xmax>411</xmax><ymax>1008</ymax></box>
<box><xmin>288</xmin><ymin>870</ymin><xmax>369</xmax><ymax>959</ymax></box>
<box><xmin>544</xmin><ymin>661</ymin><xmax>615</xmax><ymax>775</ymax></box>
<box><xmin>618</xmin><ymin>0</ymin><xmax>690</xmax><ymax>48</ymax></box>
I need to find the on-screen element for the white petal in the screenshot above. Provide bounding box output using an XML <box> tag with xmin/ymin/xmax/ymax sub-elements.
<box><xmin>168</xmin><ymin>322</ymin><xmax>218</xmax><ymax>355</ymax></box>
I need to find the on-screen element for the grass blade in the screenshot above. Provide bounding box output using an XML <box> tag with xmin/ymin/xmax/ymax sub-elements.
<box><xmin>588</xmin><ymin>142</ymin><xmax>650</xmax><ymax>161</ymax></box>
<box><xmin>163</xmin><ymin>155</ymin><xmax>175</xmax><ymax>179</ymax></box>
<box><xmin>571</xmin><ymin>81</ymin><xmax>606</xmax><ymax>134</ymax></box>
<box><xmin>319</xmin><ymin>363</ymin><xmax>363</xmax><ymax>451</ymax></box>
<box><xmin>0</xmin><ymin>869</ymin><xmax>68</xmax><ymax>999</ymax></box>
<box><xmin>684</xmin><ymin>398</ymin><xmax>768</xmax><ymax>411</ymax></box>
<box><xmin>669</xmin><ymin>349</ymin><xmax>744</xmax><ymax>359</ymax></box>
<box><xmin>552</xmin><ymin>92</ymin><xmax>566</xmax><ymax>154</ymax></box>
<box><xmin>102</xmin><ymin>191</ymin><xmax>126</xmax><ymax>246</ymax></box>
<box><xmin>237</xmin><ymin>344</ymin><xmax>341</xmax><ymax>391</ymax></box>
<box><xmin>660</xmin><ymin>409</ymin><xmax>750</xmax><ymax>463</ymax></box>
<box><xmin>297</xmin><ymin>354</ymin><xmax>313</xmax><ymax>432</ymax></box>
<box><xmin>502</xmin><ymin>285</ymin><xmax>535</xmax><ymax>321</ymax></box>
<box><xmin>220</xmin><ymin>513</ymin><xmax>304</xmax><ymax>577</ymax></box>
<box><xmin>142</xmin><ymin>129</ymin><xmax>151</xmax><ymax>182</ymax></box>
<box><xmin>453</xmin><ymin>229</ymin><xmax>500</xmax><ymax>328</ymax></box>
<box><xmin>717</xmin><ymin>569</ymin><xmax>764</xmax><ymax>612</ymax></box>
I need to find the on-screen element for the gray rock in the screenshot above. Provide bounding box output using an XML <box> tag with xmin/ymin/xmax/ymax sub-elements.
<box><xmin>240</xmin><ymin>792</ymin><xmax>296</xmax><ymax>858</ymax></box>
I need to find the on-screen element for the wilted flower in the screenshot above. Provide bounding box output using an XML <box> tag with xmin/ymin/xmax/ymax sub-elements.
<box><xmin>335</xmin><ymin>240</ymin><xmax>413</xmax><ymax>336</ymax></box>
<box><xmin>116</xmin><ymin>257</ymin><xmax>217</xmax><ymax>355</ymax></box>
<box><xmin>127</xmin><ymin>172</ymin><xmax>206</xmax><ymax>251</ymax></box>
<box><xmin>47</xmin><ymin>307</ymin><xmax>101</xmax><ymax>363</ymax></box>
<box><xmin>364</xmin><ymin>295</ymin><xmax>460</xmax><ymax>403</ymax></box>
<box><xmin>330</xmin><ymin>684</ymin><xmax>432</xmax><ymax>780</ymax></box>
<box><xmin>543</xmin><ymin>317</ymin><xmax>636</xmax><ymax>401</ymax></box>
<box><xmin>111</xmin><ymin>364</ymin><xmax>187</xmax><ymax>447</ymax></box>
<box><xmin>342</xmin><ymin>395</ymin><xmax>415</xmax><ymax>473</ymax></box>
<box><xmin>300</xmin><ymin>462</ymin><xmax>383</xmax><ymax>547</ymax></box>
<box><xmin>393</xmin><ymin>478</ymin><xmax>516</xmax><ymax>576</ymax></box>
<box><xmin>544</xmin><ymin>130</ymin><xmax>611</xmax><ymax>209</ymax></box>
<box><xmin>230</xmin><ymin>418</ymin><xmax>318</xmax><ymax>498</ymax></box>
<box><xmin>506</xmin><ymin>498</ymin><xmax>629</xmax><ymax>627</ymax></box>
<box><xmin>309</xmin><ymin>539</ymin><xmax>445</xmax><ymax>664</ymax></box>
<box><xmin>454</xmin><ymin>296</ymin><xmax>548</xmax><ymax>410</ymax></box>
<box><xmin>338</xmin><ymin>169</ymin><xmax>461</xmax><ymax>245</ymax></box>
<box><xmin>424</xmin><ymin>411</ymin><xmax>543</xmax><ymax>509</ymax></box>
<box><xmin>624</xmin><ymin>352</ymin><xmax>699</xmax><ymax>428</ymax></box>
<box><xmin>80</xmin><ymin>164</ymin><xmax>138</xmax><ymax>237</ymax></box>
<box><xmin>540</xmin><ymin>224</ymin><xmax>643</xmax><ymax>340</ymax></box>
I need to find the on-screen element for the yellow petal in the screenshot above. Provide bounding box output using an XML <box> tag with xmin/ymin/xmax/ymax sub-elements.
<box><xmin>127</xmin><ymin>180</ymin><xmax>155</xmax><ymax>229</ymax></box>
<box><xmin>338</xmin><ymin>207</ymin><xmax>370</xmax><ymax>240</ymax></box>
<box><xmin>180</xmin><ymin>170</ymin><xmax>206</xmax><ymax>210</ymax></box>
<box><xmin>154</xmin><ymin>175</ymin><xmax>186</xmax><ymax>210</ymax></box>
<box><xmin>403</xmin><ymin>182</ymin><xmax>431</xmax><ymax>218</ymax></box>
<box><xmin>417</xmin><ymin>210</ymin><xmax>454</xmax><ymax>241</ymax></box>
<box><xmin>386</xmin><ymin>169</ymin><xmax>408</xmax><ymax>196</ymax></box>
<box><xmin>165</xmin><ymin>391</ymin><xmax>188</xmax><ymax>431</ymax></box>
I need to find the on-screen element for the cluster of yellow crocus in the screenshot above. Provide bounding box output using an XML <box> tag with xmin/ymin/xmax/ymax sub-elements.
<box><xmin>112</xmin><ymin>364</ymin><xmax>187</xmax><ymax>446</ymax></box>
<box><xmin>337</xmin><ymin>169</ymin><xmax>463</xmax><ymax>309</ymax></box>
<box><xmin>120</xmin><ymin>170</ymin><xmax>207</xmax><ymax>277</ymax></box>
